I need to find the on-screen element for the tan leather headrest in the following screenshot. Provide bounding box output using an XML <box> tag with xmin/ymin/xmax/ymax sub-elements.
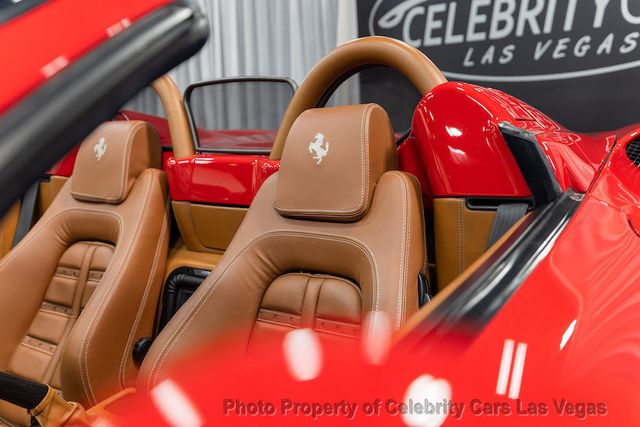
<box><xmin>274</xmin><ymin>104</ymin><xmax>395</xmax><ymax>222</ymax></box>
<box><xmin>71</xmin><ymin>121</ymin><xmax>162</xmax><ymax>204</ymax></box>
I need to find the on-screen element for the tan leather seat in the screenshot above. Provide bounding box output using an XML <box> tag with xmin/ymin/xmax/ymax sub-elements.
<box><xmin>0</xmin><ymin>121</ymin><xmax>169</xmax><ymax>425</ymax></box>
<box><xmin>434</xmin><ymin>199</ymin><xmax>496</xmax><ymax>290</ymax></box>
<box><xmin>137</xmin><ymin>104</ymin><xmax>426</xmax><ymax>390</ymax></box>
<box><xmin>0</xmin><ymin>203</ymin><xmax>19</xmax><ymax>259</ymax></box>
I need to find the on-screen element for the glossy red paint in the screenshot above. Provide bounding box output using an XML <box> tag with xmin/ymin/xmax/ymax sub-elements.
<box><xmin>48</xmin><ymin>130</ymin><xmax>430</xmax><ymax>208</ymax></box>
<box><xmin>167</xmin><ymin>134</ymin><xmax>425</xmax><ymax>207</ymax></box>
<box><xmin>396</xmin><ymin>134</ymin><xmax>433</xmax><ymax>211</ymax></box>
<box><xmin>413</xmin><ymin>82</ymin><xmax>612</xmax><ymax>197</ymax></box>
<box><xmin>0</xmin><ymin>0</ymin><xmax>170</xmax><ymax>114</ymax></box>
<box><xmin>46</xmin><ymin>144</ymin><xmax>428</xmax><ymax>208</ymax></box>
<box><xmin>164</xmin><ymin>153</ymin><xmax>280</xmax><ymax>206</ymax></box>
<box><xmin>429</xmin><ymin>126</ymin><xmax>640</xmax><ymax>424</ymax></box>
<box><xmin>119</xmin><ymin>110</ymin><xmax>173</xmax><ymax>147</ymax></box>
<box><xmin>51</xmin><ymin>111</ymin><xmax>279</xmax><ymax>206</ymax></box>
<box><xmin>47</xmin><ymin>146</ymin><xmax>78</xmax><ymax>177</ymax></box>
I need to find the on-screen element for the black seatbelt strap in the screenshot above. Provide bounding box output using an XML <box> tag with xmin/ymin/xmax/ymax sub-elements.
<box><xmin>486</xmin><ymin>203</ymin><xmax>528</xmax><ymax>248</ymax></box>
<box><xmin>417</xmin><ymin>272</ymin><xmax>431</xmax><ymax>307</ymax></box>
<box><xmin>11</xmin><ymin>181</ymin><xmax>39</xmax><ymax>248</ymax></box>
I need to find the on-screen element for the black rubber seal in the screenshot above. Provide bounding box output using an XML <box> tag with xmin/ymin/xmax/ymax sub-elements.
<box><xmin>159</xmin><ymin>267</ymin><xmax>210</xmax><ymax>330</ymax></box>
<box><xmin>0</xmin><ymin>2</ymin><xmax>208</xmax><ymax>217</ymax></box>
<box><xmin>0</xmin><ymin>0</ymin><xmax>46</xmax><ymax>24</ymax></box>
<box><xmin>499</xmin><ymin>122</ymin><xmax>563</xmax><ymax>207</ymax></box>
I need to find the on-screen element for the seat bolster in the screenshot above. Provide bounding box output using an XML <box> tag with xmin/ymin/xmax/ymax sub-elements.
<box><xmin>60</xmin><ymin>169</ymin><xmax>169</xmax><ymax>406</ymax></box>
<box><xmin>362</xmin><ymin>171</ymin><xmax>426</xmax><ymax>328</ymax></box>
<box><xmin>0</xmin><ymin>202</ymin><xmax>74</xmax><ymax>375</ymax></box>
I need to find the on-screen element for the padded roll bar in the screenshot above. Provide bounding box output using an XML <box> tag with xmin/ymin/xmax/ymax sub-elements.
<box><xmin>270</xmin><ymin>36</ymin><xmax>447</xmax><ymax>160</ymax></box>
<box><xmin>151</xmin><ymin>75</ymin><xmax>196</xmax><ymax>158</ymax></box>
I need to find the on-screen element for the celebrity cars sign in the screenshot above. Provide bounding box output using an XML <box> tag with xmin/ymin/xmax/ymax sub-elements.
<box><xmin>358</xmin><ymin>0</ymin><xmax>640</xmax><ymax>131</ymax></box>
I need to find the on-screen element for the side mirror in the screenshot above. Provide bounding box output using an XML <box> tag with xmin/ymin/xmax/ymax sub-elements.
<box><xmin>184</xmin><ymin>77</ymin><xmax>296</xmax><ymax>154</ymax></box>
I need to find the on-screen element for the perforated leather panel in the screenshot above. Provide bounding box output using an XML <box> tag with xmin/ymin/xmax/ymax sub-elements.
<box><xmin>0</xmin><ymin>242</ymin><xmax>113</xmax><ymax>425</ymax></box>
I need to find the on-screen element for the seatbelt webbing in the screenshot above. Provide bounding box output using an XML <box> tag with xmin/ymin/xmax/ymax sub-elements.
<box><xmin>11</xmin><ymin>181</ymin><xmax>39</xmax><ymax>248</ymax></box>
<box><xmin>486</xmin><ymin>203</ymin><xmax>528</xmax><ymax>248</ymax></box>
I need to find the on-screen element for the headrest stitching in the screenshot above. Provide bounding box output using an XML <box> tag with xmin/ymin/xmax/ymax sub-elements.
<box><xmin>70</xmin><ymin>121</ymin><xmax>160</xmax><ymax>204</ymax></box>
<box><xmin>273</xmin><ymin>104</ymin><xmax>374</xmax><ymax>217</ymax></box>
<box><xmin>117</xmin><ymin>122</ymin><xmax>142</xmax><ymax>200</ymax></box>
<box><xmin>361</xmin><ymin>104</ymin><xmax>372</xmax><ymax>217</ymax></box>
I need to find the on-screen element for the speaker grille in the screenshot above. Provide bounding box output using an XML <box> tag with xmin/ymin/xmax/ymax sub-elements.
<box><xmin>626</xmin><ymin>139</ymin><xmax>640</xmax><ymax>167</ymax></box>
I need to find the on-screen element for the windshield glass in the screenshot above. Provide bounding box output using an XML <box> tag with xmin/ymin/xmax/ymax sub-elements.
<box><xmin>186</xmin><ymin>79</ymin><xmax>295</xmax><ymax>153</ymax></box>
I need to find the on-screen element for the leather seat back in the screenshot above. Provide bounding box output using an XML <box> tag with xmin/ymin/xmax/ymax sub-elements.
<box><xmin>139</xmin><ymin>104</ymin><xmax>426</xmax><ymax>390</ymax></box>
<box><xmin>0</xmin><ymin>122</ymin><xmax>169</xmax><ymax>424</ymax></box>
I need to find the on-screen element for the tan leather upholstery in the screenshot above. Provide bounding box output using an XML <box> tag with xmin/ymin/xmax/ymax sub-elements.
<box><xmin>29</xmin><ymin>386</ymin><xmax>90</xmax><ymax>427</ymax></box>
<box><xmin>151</xmin><ymin>75</ymin><xmax>195</xmax><ymax>158</ymax></box>
<box><xmin>247</xmin><ymin>273</ymin><xmax>363</xmax><ymax>357</ymax></box>
<box><xmin>0</xmin><ymin>121</ymin><xmax>169</xmax><ymax>425</ymax></box>
<box><xmin>165</xmin><ymin>242</ymin><xmax>222</xmax><ymax>279</ymax></box>
<box><xmin>275</xmin><ymin>104</ymin><xmax>395</xmax><ymax>221</ymax></box>
<box><xmin>434</xmin><ymin>198</ymin><xmax>495</xmax><ymax>291</ymax></box>
<box><xmin>38</xmin><ymin>176</ymin><xmax>69</xmax><ymax>218</ymax></box>
<box><xmin>0</xmin><ymin>203</ymin><xmax>19</xmax><ymax>258</ymax></box>
<box><xmin>139</xmin><ymin>104</ymin><xmax>426</xmax><ymax>390</ymax></box>
<box><xmin>71</xmin><ymin>122</ymin><xmax>161</xmax><ymax>204</ymax></box>
<box><xmin>172</xmin><ymin>202</ymin><xmax>246</xmax><ymax>252</ymax></box>
<box><xmin>1</xmin><ymin>177</ymin><xmax>66</xmax><ymax>261</ymax></box>
<box><xmin>85</xmin><ymin>387</ymin><xmax>136</xmax><ymax>422</ymax></box>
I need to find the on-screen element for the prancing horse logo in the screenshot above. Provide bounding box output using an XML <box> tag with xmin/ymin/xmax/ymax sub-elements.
<box><xmin>308</xmin><ymin>132</ymin><xmax>330</xmax><ymax>165</ymax></box>
<box><xmin>94</xmin><ymin>137</ymin><xmax>107</xmax><ymax>161</ymax></box>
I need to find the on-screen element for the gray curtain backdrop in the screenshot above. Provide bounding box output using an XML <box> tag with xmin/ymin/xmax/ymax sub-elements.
<box><xmin>127</xmin><ymin>0</ymin><xmax>359</xmax><ymax>117</ymax></box>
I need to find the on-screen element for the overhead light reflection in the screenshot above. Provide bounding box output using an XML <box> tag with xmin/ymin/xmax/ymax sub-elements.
<box><xmin>445</xmin><ymin>126</ymin><xmax>462</xmax><ymax>137</ymax></box>
<box><xmin>560</xmin><ymin>319</ymin><xmax>577</xmax><ymax>350</ymax></box>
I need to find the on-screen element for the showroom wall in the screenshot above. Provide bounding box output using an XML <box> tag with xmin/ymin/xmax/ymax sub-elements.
<box><xmin>129</xmin><ymin>0</ymin><xmax>639</xmax><ymax>133</ymax></box>
<box><xmin>358</xmin><ymin>0</ymin><xmax>640</xmax><ymax>132</ymax></box>
<box><xmin>128</xmin><ymin>0</ymin><xmax>359</xmax><ymax>115</ymax></box>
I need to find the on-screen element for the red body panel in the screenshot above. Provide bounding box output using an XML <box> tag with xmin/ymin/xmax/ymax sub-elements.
<box><xmin>412</xmin><ymin>82</ymin><xmax>611</xmax><ymax>197</ymax></box>
<box><xmin>397</xmin><ymin>135</ymin><xmax>433</xmax><ymax>211</ymax></box>
<box><xmin>119</xmin><ymin>111</ymin><xmax>280</xmax><ymax>205</ymax></box>
<box><xmin>428</xmin><ymin>125</ymin><xmax>640</xmax><ymax>425</ymax></box>
<box><xmin>165</xmin><ymin>154</ymin><xmax>280</xmax><ymax>206</ymax></box>
<box><xmin>0</xmin><ymin>0</ymin><xmax>170</xmax><ymax>114</ymax></box>
<box><xmin>47</xmin><ymin>146</ymin><xmax>78</xmax><ymax>176</ymax></box>
<box><xmin>120</xmin><ymin>111</ymin><xmax>173</xmax><ymax>147</ymax></box>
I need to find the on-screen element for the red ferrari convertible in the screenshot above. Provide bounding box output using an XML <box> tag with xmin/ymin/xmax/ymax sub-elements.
<box><xmin>0</xmin><ymin>1</ymin><xmax>638</xmax><ymax>426</ymax></box>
